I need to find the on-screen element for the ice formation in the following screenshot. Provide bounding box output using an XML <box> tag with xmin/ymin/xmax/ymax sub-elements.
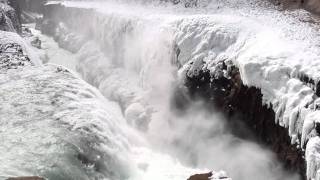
<box><xmin>0</xmin><ymin>19</ymin><xmax>219</xmax><ymax>180</ymax></box>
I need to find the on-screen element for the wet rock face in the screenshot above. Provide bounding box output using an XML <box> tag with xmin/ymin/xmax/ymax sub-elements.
<box><xmin>187</xmin><ymin>172</ymin><xmax>230</xmax><ymax>180</ymax></box>
<box><xmin>7</xmin><ymin>177</ymin><xmax>44</xmax><ymax>180</ymax></box>
<box><xmin>304</xmin><ymin>0</ymin><xmax>320</xmax><ymax>14</ymax></box>
<box><xmin>269</xmin><ymin>0</ymin><xmax>303</xmax><ymax>8</ymax></box>
<box><xmin>181</xmin><ymin>65</ymin><xmax>306</xmax><ymax>180</ymax></box>
<box><xmin>188</xmin><ymin>172</ymin><xmax>212</xmax><ymax>180</ymax></box>
<box><xmin>0</xmin><ymin>2</ymin><xmax>21</xmax><ymax>33</ymax></box>
<box><xmin>270</xmin><ymin>0</ymin><xmax>320</xmax><ymax>15</ymax></box>
<box><xmin>10</xmin><ymin>0</ymin><xmax>46</xmax><ymax>13</ymax></box>
<box><xmin>7</xmin><ymin>0</ymin><xmax>46</xmax><ymax>24</ymax></box>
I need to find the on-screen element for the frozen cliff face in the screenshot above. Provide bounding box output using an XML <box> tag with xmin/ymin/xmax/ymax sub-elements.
<box><xmin>173</xmin><ymin>5</ymin><xmax>320</xmax><ymax>180</ymax></box>
<box><xmin>306</xmin><ymin>136</ymin><xmax>320</xmax><ymax>180</ymax></box>
<box><xmin>41</xmin><ymin>2</ymin><xmax>179</xmax><ymax>132</ymax></box>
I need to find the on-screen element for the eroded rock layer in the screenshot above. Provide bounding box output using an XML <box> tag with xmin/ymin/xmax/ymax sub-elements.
<box><xmin>182</xmin><ymin>65</ymin><xmax>306</xmax><ymax>179</ymax></box>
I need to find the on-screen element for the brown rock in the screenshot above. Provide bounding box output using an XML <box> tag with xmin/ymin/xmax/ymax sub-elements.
<box><xmin>305</xmin><ymin>0</ymin><xmax>320</xmax><ymax>14</ymax></box>
<box><xmin>187</xmin><ymin>172</ymin><xmax>213</xmax><ymax>180</ymax></box>
<box><xmin>7</xmin><ymin>177</ymin><xmax>45</xmax><ymax>180</ymax></box>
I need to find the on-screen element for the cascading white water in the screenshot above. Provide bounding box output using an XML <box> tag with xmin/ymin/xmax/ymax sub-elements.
<box><xmin>30</xmin><ymin>0</ymin><xmax>320</xmax><ymax>179</ymax></box>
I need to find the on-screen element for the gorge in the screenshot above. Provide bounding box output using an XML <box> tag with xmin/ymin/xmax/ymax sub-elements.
<box><xmin>1</xmin><ymin>0</ymin><xmax>320</xmax><ymax>180</ymax></box>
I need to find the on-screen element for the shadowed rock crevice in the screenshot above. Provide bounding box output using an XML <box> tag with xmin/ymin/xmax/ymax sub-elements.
<box><xmin>269</xmin><ymin>0</ymin><xmax>320</xmax><ymax>15</ymax></box>
<box><xmin>0</xmin><ymin>2</ymin><xmax>21</xmax><ymax>33</ymax></box>
<box><xmin>179</xmin><ymin>64</ymin><xmax>307</xmax><ymax>180</ymax></box>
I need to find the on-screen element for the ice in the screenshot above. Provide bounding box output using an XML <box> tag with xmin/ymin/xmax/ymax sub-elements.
<box><xmin>307</xmin><ymin>137</ymin><xmax>320</xmax><ymax>180</ymax></box>
<box><xmin>0</xmin><ymin>28</ymin><xmax>222</xmax><ymax>179</ymax></box>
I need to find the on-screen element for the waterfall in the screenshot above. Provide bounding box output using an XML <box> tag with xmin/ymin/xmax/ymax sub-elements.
<box><xmin>35</xmin><ymin>0</ymin><xmax>320</xmax><ymax>179</ymax></box>
<box><xmin>5</xmin><ymin>0</ymin><xmax>320</xmax><ymax>179</ymax></box>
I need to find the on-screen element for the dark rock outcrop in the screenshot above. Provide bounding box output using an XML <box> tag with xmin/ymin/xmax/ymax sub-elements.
<box><xmin>0</xmin><ymin>3</ymin><xmax>21</xmax><ymax>33</ymax></box>
<box><xmin>182</xmin><ymin>64</ymin><xmax>306</xmax><ymax>180</ymax></box>
<box><xmin>8</xmin><ymin>0</ymin><xmax>46</xmax><ymax>24</ymax></box>
<box><xmin>270</xmin><ymin>0</ymin><xmax>320</xmax><ymax>15</ymax></box>
<box><xmin>7</xmin><ymin>177</ymin><xmax>45</xmax><ymax>180</ymax></box>
<box><xmin>10</xmin><ymin>0</ymin><xmax>46</xmax><ymax>14</ymax></box>
<box><xmin>187</xmin><ymin>172</ymin><xmax>230</xmax><ymax>180</ymax></box>
<box><xmin>187</xmin><ymin>172</ymin><xmax>212</xmax><ymax>180</ymax></box>
<box><xmin>8</xmin><ymin>0</ymin><xmax>21</xmax><ymax>23</ymax></box>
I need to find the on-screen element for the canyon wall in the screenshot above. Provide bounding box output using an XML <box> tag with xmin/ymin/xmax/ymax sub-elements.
<box><xmin>270</xmin><ymin>0</ymin><xmax>320</xmax><ymax>14</ymax></box>
<box><xmin>182</xmin><ymin>66</ymin><xmax>307</xmax><ymax>179</ymax></box>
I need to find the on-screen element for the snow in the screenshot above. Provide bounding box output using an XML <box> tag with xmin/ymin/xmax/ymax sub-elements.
<box><xmin>211</xmin><ymin>171</ymin><xmax>231</xmax><ymax>180</ymax></box>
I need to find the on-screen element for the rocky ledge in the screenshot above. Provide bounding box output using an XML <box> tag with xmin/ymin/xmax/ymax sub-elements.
<box><xmin>187</xmin><ymin>172</ymin><xmax>231</xmax><ymax>180</ymax></box>
<box><xmin>0</xmin><ymin>2</ymin><xmax>21</xmax><ymax>33</ymax></box>
<box><xmin>7</xmin><ymin>177</ymin><xmax>45</xmax><ymax>180</ymax></box>
<box><xmin>269</xmin><ymin>0</ymin><xmax>320</xmax><ymax>15</ymax></box>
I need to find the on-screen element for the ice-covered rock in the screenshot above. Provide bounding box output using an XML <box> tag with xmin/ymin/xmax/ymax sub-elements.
<box><xmin>306</xmin><ymin>136</ymin><xmax>320</xmax><ymax>180</ymax></box>
<box><xmin>187</xmin><ymin>171</ymin><xmax>231</xmax><ymax>180</ymax></box>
